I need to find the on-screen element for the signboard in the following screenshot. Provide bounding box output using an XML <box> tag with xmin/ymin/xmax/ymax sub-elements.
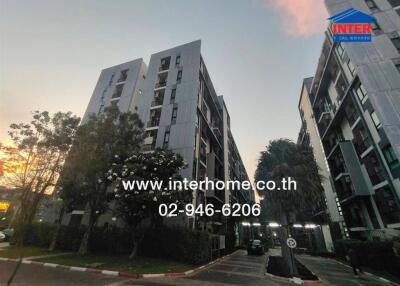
<box><xmin>286</xmin><ymin>237</ymin><xmax>297</xmax><ymax>249</ymax></box>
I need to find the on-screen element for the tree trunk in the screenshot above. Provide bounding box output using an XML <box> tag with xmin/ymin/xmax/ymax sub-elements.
<box><xmin>278</xmin><ymin>209</ymin><xmax>299</xmax><ymax>277</ymax></box>
<box><xmin>129</xmin><ymin>231</ymin><xmax>143</xmax><ymax>260</ymax></box>
<box><xmin>49</xmin><ymin>206</ymin><xmax>64</xmax><ymax>251</ymax></box>
<box><xmin>78</xmin><ymin>210</ymin><xmax>95</xmax><ymax>256</ymax></box>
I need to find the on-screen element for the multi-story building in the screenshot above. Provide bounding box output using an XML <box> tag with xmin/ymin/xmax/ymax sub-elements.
<box><xmin>298</xmin><ymin>77</ymin><xmax>346</xmax><ymax>250</ymax></box>
<box><xmin>55</xmin><ymin>40</ymin><xmax>252</xmax><ymax>236</ymax></box>
<box><xmin>135</xmin><ymin>40</ymin><xmax>252</xmax><ymax>232</ymax></box>
<box><xmin>82</xmin><ymin>58</ymin><xmax>147</xmax><ymax>122</ymax></box>
<box><xmin>300</xmin><ymin>0</ymin><xmax>400</xmax><ymax>241</ymax></box>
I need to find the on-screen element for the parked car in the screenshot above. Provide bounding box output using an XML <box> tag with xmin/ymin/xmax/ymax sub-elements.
<box><xmin>0</xmin><ymin>231</ymin><xmax>5</xmax><ymax>242</ymax></box>
<box><xmin>247</xmin><ymin>239</ymin><xmax>264</xmax><ymax>255</ymax></box>
<box><xmin>0</xmin><ymin>228</ymin><xmax>14</xmax><ymax>242</ymax></box>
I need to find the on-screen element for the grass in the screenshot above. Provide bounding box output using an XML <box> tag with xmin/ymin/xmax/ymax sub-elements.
<box><xmin>0</xmin><ymin>245</ymin><xmax>63</xmax><ymax>259</ymax></box>
<box><xmin>34</xmin><ymin>254</ymin><xmax>194</xmax><ymax>274</ymax></box>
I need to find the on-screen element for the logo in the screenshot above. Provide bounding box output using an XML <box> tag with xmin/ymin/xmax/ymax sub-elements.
<box><xmin>328</xmin><ymin>8</ymin><xmax>374</xmax><ymax>42</ymax></box>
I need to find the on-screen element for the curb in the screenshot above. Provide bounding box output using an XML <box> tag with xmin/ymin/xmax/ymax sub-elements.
<box><xmin>0</xmin><ymin>251</ymin><xmax>234</xmax><ymax>280</ymax></box>
<box><xmin>264</xmin><ymin>256</ymin><xmax>322</xmax><ymax>285</ymax></box>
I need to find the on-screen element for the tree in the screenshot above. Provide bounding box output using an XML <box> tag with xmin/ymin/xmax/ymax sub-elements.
<box><xmin>254</xmin><ymin>139</ymin><xmax>324</xmax><ymax>277</ymax></box>
<box><xmin>1</xmin><ymin>111</ymin><xmax>80</xmax><ymax>246</ymax></box>
<box><xmin>58</xmin><ymin>105</ymin><xmax>144</xmax><ymax>255</ymax></box>
<box><xmin>108</xmin><ymin>149</ymin><xmax>191</xmax><ymax>259</ymax></box>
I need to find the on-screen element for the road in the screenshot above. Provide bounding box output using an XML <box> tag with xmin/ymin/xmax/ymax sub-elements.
<box><xmin>0</xmin><ymin>250</ymin><xmax>395</xmax><ymax>285</ymax></box>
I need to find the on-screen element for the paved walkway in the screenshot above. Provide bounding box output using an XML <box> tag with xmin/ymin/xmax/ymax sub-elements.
<box><xmin>297</xmin><ymin>254</ymin><xmax>396</xmax><ymax>286</ymax></box>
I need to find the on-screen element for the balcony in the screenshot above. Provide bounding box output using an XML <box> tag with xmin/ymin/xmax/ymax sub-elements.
<box><xmin>155</xmin><ymin>81</ymin><xmax>167</xmax><ymax>89</ymax></box>
<box><xmin>151</xmin><ymin>99</ymin><xmax>164</xmax><ymax>107</ymax></box>
<box><xmin>147</xmin><ymin>119</ymin><xmax>160</xmax><ymax>128</ymax></box>
<box><xmin>159</xmin><ymin>57</ymin><xmax>171</xmax><ymax>72</ymax></box>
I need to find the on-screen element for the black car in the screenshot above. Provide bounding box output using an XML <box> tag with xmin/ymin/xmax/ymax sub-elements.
<box><xmin>247</xmin><ymin>239</ymin><xmax>264</xmax><ymax>255</ymax></box>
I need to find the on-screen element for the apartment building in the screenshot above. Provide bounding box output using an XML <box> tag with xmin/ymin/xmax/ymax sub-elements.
<box><xmin>298</xmin><ymin>77</ymin><xmax>346</xmax><ymax>250</ymax></box>
<box><xmin>135</xmin><ymin>40</ymin><xmax>252</xmax><ymax>231</ymax></box>
<box><xmin>82</xmin><ymin>58</ymin><xmax>147</xmax><ymax>122</ymax></box>
<box><xmin>299</xmin><ymin>0</ymin><xmax>400</xmax><ymax>241</ymax></box>
<box><xmin>55</xmin><ymin>40</ymin><xmax>252</xmax><ymax>235</ymax></box>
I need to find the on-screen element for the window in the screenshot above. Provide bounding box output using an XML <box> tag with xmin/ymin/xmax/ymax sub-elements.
<box><xmin>370</xmin><ymin>111</ymin><xmax>382</xmax><ymax>130</ymax></box>
<box><xmin>170</xmin><ymin>88</ymin><xmax>176</xmax><ymax>103</ymax></box>
<box><xmin>391</xmin><ymin>36</ymin><xmax>400</xmax><ymax>52</ymax></box>
<box><xmin>365</xmin><ymin>0</ymin><xmax>379</xmax><ymax>12</ymax></box>
<box><xmin>118</xmin><ymin>69</ymin><xmax>128</xmax><ymax>82</ymax></box>
<box><xmin>371</xmin><ymin>20</ymin><xmax>382</xmax><ymax>35</ymax></box>
<box><xmin>160</xmin><ymin>57</ymin><xmax>171</xmax><ymax>71</ymax></box>
<box><xmin>112</xmin><ymin>84</ymin><xmax>124</xmax><ymax>98</ymax></box>
<box><xmin>347</xmin><ymin>58</ymin><xmax>356</xmax><ymax>76</ymax></box>
<box><xmin>336</xmin><ymin>43</ymin><xmax>345</xmax><ymax>58</ymax></box>
<box><xmin>175</xmin><ymin>55</ymin><xmax>181</xmax><ymax>66</ymax></box>
<box><xmin>176</xmin><ymin>70</ymin><xmax>182</xmax><ymax>83</ymax></box>
<box><xmin>396</xmin><ymin>63</ymin><xmax>400</xmax><ymax>73</ymax></box>
<box><xmin>171</xmin><ymin>107</ymin><xmax>178</xmax><ymax>124</ymax></box>
<box><xmin>388</xmin><ymin>0</ymin><xmax>400</xmax><ymax>8</ymax></box>
<box><xmin>383</xmin><ymin>145</ymin><xmax>400</xmax><ymax>170</ymax></box>
<box><xmin>163</xmin><ymin>131</ymin><xmax>170</xmax><ymax>148</ymax></box>
<box><xmin>354</xmin><ymin>83</ymin><xmax>368</xmax><ymax>104</ymax></box>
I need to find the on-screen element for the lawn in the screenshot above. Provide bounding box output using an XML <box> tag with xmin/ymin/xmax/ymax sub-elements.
<box><xmin>34</xmin><ymin>254</ymin><xmax>194</xmax><ymax>274</ymax></box>
<box><xmin>0</xmin><ymin>245</ymin><xmax>62</xmax><ymax>259</ymax></box>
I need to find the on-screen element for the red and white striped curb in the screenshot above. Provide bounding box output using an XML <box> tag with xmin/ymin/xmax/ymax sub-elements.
<box><xmin>0</xmin><ymin>252</ymin><xmax>234</xmax><ymax>280</ymax></box>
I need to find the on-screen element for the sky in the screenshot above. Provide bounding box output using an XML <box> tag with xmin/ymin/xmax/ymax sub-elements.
<box><xmin>0</xmin><ymin>0</ymin><xmax>328</xmax><ymax>181</ymax></box>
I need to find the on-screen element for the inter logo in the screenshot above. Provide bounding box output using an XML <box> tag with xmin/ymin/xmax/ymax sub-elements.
<box><xmin>328</xmin><ymin>8</ymin><xmax>374</xmax><ymax>42</ymax></box>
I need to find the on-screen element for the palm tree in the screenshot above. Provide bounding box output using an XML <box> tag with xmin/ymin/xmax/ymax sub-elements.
<box><xmin>255</xmin><ymin>139</ymin><xmax>324</xmax><ymax>277</ymax></box>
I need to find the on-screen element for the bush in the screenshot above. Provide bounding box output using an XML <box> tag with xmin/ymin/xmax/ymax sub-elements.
<box><xmin>334</xmin><ymin>239</ymin><xmax>400</xmax><ymax>278</ymax></box>
<box><xmin>139</xmin><ymin>227</ymin><xmax>215</xmax><ymax>265</ymax></box>
<box><xmin>21</xmin><ymin>223</ymin><xmax>216</xmax><ymax>265</ymax></box>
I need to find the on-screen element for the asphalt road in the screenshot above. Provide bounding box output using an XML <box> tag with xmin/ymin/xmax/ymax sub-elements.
<box><xmin>0</xmin><ymin>250</ymin><xmax>278</xmax><ymax>286</ymax></box>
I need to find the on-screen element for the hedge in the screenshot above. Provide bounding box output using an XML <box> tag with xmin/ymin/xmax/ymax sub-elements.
<box><xmin>138</xmin><ymin>227</ymin><xmax>215</xmax><ymax>265</ymax></box>
<box><xmin>19</xmin><ymin>223</ymin><xmax>216</xmax><ymax>265</ymax></box>
<box><xmin>334</xmin><ymin>239</ymin><xmax>400</xmax><ymax>278</ymax></box>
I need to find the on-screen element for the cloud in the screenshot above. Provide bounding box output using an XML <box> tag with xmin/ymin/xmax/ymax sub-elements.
<box><xmin>266</xmin><ymin>0</ymin><xmax>329</xmax><ymax>37</ymax></box>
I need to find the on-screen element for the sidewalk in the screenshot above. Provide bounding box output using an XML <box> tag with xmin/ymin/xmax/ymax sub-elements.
<box><xmin>297</xmin><ymin>254</ymin><xmax>398</xmax><ymax>286</ymax></box>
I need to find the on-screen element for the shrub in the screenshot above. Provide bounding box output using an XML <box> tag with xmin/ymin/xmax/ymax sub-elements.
<box><xmin>21</xmin><ymin>222</ymin><xmax>56</xmax><ymax>247</ymax></box>
<box><xmin>138</xmin><ymin>227</ymin><xmax>215</xmax><ymax>265</ymax></box>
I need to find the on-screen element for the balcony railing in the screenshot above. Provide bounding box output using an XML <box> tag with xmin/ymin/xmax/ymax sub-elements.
<box><xmin>155</xmin><ymin>82</ymin><xmax>167</xmax><ymax>89</ymax></box>
<box><xmin>159</xmin><ymin>64</ymin><xmax>169</xmax><ymax>72</ymax></box>
<box><xmin>151</xmin><ymin>99</ymin><xmax>164</xmax><ymax>107</ymax></box>
<box><xmin>147</xmin><ymin>119</ymin><xmax>160</xmax><ymax>128</ymax></box>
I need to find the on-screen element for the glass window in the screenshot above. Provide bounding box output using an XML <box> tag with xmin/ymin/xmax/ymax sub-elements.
<box><xmin>171</xmin><ymin>107</ymin><xmax>178</xmax><ymax>124</ymax></box>
<box><xmin>175</xmin><ymin>55</ymin><xmax>181</xmax><ymax>66</ymax></box>
<box><xmin>177</xmin><ymin>70</ymin><xmax>182</xmax><ymax>83</ymax></box>
<box><xmin>365</xmin><ymin>0</ymin><xmax>379</xmax><ymax>11</ymax></box>
<box><xmin>383</xmin><ymin>145</ymin><xmax>400</xmax><ymax>170</ymax></box>
<box><xmin>163</xmin><ymin>131</ymin><xmax>170</xmax><ymax>147</ymax></box>
<box><xmin>118</xmin><ymin>69</ymin><xmax>128</xmax><ymax>82</ymax></box>
<box><xmin>170</xmin><ymin>88</ymin><xmax>176</xmax><ymax>103</ymax></box>
<box><xmin>370</xmin><ymin>111</ymin><xmax>382</xmax><ymax>130</ymax></box>
<box><xmin>112</xmin><ymin>85</ymin><xmax>124</xmax><ymax>98</ymax></box>
<box><xmin>388</xmin><ymin>0</ymin><xmax>400</xmax><ymax>8</ymax></box>
<box><xmin>354</xmin><ymin>83</ymin><xmax>368</xmax><ymax>104</ymax></box>
<box><xmin>391</xmin><ymin>37</ymin><xmax>400</xmax><ymax>52</ymax></box>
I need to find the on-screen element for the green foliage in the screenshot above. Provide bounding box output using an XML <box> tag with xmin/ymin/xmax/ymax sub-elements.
<box><xmin>21</xmin><ymin>223</ymin><xmax>213</xmax><ymax>265</ymax></box>
<box><xmin>108</xmin><ymin>148</ymin><xmax>190</xmax><ymax>231</ymax></box>
<box><xmin>4</xmin><ymin>111</ymin><xmax>80</xmax><ymax>245</ymax></box>
<box><xmin>139</xmin><ymin>227</ymin><xmax>214</xmax><ymax>265</ymax></box>
<box><xmin>59</xmin><ymin>105</ymin><xmax>144</xmax><ymax>215</ymax></box>
<box><xmin>58</xmin><ymin>106</ymin><xmax>144</xmax><ymax>254</ymax></box>
<box><xmin>255</xmin><ymin>138</ymin><xmax>325</xmax><ymax>221</ymax></box>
